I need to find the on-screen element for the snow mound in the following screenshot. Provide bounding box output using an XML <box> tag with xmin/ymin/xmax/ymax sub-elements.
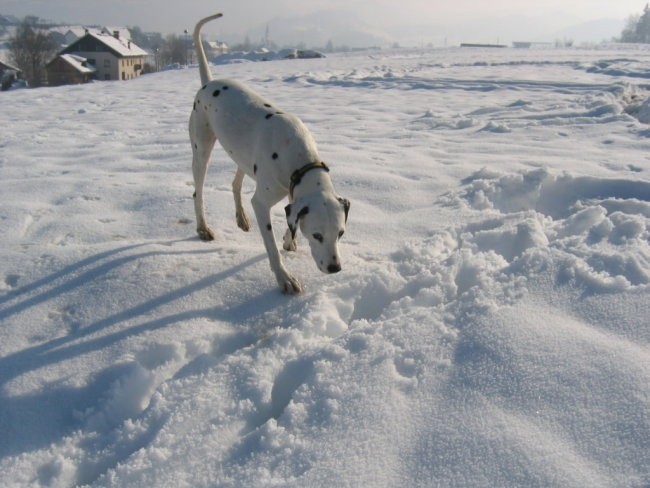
<box><xmin>456</xmin><ymin>168</ymin><xmax>650</xmax><ymax>290</ymax></box>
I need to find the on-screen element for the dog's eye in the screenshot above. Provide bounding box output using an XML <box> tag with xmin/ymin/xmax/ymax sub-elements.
<box><xmin>338</xmin><ymin>230</ymin><xmax>344</xmax><ymax>239</ymax></box>
<box><xmin>313</xmin><ymin>233</ymin><xmax>323</xmax><ymax>243</ymax></box>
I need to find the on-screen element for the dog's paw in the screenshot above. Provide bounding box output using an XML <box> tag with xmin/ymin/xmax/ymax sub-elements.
<box><xmin>197</xmin><ymin>226</ymin><xmax>216</xmax><ymax>241</ymax></box>
<box><xmin>283</xmin><ymin>239</ymin><xmax>297</xmax><ymax>252</ymax></box>
<box><xmin>282</xmin><ymin>229</ymin><xmax>297</xmax><ymax>251</ymax></box>
<box><xmin>236</xmin><ymin>211</ymin><xmax>251</xmax><ymax>232</ymax></box>
<box><xmin>278</xmin><ymin>273</ymin><xmax>303</xmax><ymax>295</ymax></box>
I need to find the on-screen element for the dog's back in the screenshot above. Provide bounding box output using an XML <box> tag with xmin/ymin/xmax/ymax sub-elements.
<box><xmin>193</xmin><ymin>78</ymin><xmax>319</xmax><ymax>181</ymax></box>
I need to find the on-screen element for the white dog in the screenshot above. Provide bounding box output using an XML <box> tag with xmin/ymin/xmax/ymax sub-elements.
<box><xmin>189</xmin><ymin>13</ymin><xmax>350</xmax><ymax>294</ymax></box>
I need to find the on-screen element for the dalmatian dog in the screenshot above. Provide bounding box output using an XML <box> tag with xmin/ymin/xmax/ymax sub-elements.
<box><xmin>189</xmin><ymin>13</ymin><xmax>350</xmax><ymax>294</ymax></box>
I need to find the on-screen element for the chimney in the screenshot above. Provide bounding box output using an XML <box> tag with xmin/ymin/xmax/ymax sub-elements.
<box><xmin>113</xmin><ymin>30</ymin><xmax>119</xmax><ymax>39</ymax></box>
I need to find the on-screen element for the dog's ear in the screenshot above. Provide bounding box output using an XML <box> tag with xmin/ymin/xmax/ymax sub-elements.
<box><xmin>338</xmin><ymin>197</ymin><xmax>350</xmax><ymax>223</ymax></box>
<box><xmin>285</xmin><ymin>203</ymin><xmax>309</xmax><ymax>239</ymax></box>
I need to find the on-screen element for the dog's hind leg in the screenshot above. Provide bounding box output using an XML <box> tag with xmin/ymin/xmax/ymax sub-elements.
<box><xmin>190</xmin><ymin>111</ymin><xmax>217</xmax><ymax>241</ymax></box>
<box><xmin>232</xmin><ymin>169</ymin><xmax>251</xmax><ymax>231</ymax></box>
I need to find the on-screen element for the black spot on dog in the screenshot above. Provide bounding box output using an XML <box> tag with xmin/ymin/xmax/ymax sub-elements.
<box><xmin>193</xmin><ymin>191</ymin><xmax>196</xmax><ymax>198</ymax></box>
<box><xmin>272</xmin><ymin>153</ymin><xmax>278</xmax><ymax>160</ymax></box>
<box><xmin>254</xmin><ymin>164</ymin><xmax>257</xmax><ymax>174</ymax></box>
<box><xmin>275</xmin><ymin>112</ymin><xmax>283</xmax><ymax>115</ymax></box>
<box><xmin>194</xmin><ymin>143</ymin><xmax>198</xmax><ymax>149</ymax></box>
<box><xmin>267</xmin><ymin>223</ymin><xmax>272</xmax><ymax>231</ymax></box>
<box><xmin>193</xmin><ymin>102</ymin><xmax>196</xmax><ymax>111</ymax></box>
<box><xmin>265</xmin><ymin>113</ymin><xmax>274</xmax><ymax>119</ymax></box>
<box><xmin>213</xmin><ymin>89</ymin><xmax>220</xmax><ymax>97</ymax></box>
<box><xmin>264</xmin><ymin>103</ymin><xmax>271</xmax><ymax>107</ymax></box>
<box><xmin>202</xmin><ymin>84</ymin><xmax>207</xmax><ymax>90</ymax></box>
<box><xmin>223</xmin><ymin>85</ymin><xmax>229</xmax><ymax>90</ymax></box>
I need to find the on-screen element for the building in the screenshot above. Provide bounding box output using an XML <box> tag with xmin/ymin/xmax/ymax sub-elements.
<box><xmin>206</xmin><ymin>40</ymin><xmax>229</xmax><ymax>55</ymax></box>
<box><xmin>0</xmin><ymin>59</ymin><xmax>22</xmax><ymax>90</ymax></box>
<box><xmin>46</xmin><ymin>53</ymin><xmax>96</xmax><ymax>86</ymax></box>
<box><xmin>59</xmin><ymin>29</ymin><xmax>147</xmax><ymax>81</ymax></box>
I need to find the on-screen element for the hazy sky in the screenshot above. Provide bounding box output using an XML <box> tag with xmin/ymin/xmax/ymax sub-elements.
<box><xmin>1</xmin><ymin>0</ymin><xmax>645</xmax><ymax>44</ymax></box>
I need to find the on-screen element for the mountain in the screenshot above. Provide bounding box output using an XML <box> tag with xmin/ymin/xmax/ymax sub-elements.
<box><xmin>555</xmin><ymin>18</ymin><xmax>624</xmax><ymax>43</ymax></box>
<box><xmin>244</xmin><ymin>10</ymin><xmax>393</xmax><ymax>49</ymax></box>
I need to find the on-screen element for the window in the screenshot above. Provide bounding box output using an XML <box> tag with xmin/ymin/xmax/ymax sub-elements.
<box><xmin>104</xmin><ymin>59</ymin><xmax>110</xmax><ymax>68</ymax></box>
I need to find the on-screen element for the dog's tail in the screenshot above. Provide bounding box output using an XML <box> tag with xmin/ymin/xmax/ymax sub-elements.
<box><xmin>194</xmin><ymin>12</ymin><xmax>223</xmax><ymax>85</ymax></box>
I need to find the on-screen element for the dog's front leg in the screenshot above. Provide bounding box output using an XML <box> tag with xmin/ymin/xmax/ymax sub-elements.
<box><xmin>252</xmin><ymin>191</ymin><xmax>303</xmax><ymax>294</ymax></box>
<box><xmin>282</xmin><ymin>228</ymin><xmax>297</xmax><ymax>251</ymax></box>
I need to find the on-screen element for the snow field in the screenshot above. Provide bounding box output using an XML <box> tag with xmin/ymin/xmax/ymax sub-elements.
<box><xmin>1</xmin><ymin>46</ymin><xmax>649</xmax><ymax>487</ymax></box>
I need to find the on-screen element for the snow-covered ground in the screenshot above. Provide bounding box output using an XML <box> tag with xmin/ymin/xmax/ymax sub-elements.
<box><xmin>1</xmin><ymin>45</ymin><xmax>649</xmax><ymax>487</ymax></box>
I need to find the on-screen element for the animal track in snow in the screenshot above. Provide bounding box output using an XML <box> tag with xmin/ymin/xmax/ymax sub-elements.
<box><xmin>3</xmin><ymin>274</ymin><xmax>20</xmax><ymax>290</ymax></box>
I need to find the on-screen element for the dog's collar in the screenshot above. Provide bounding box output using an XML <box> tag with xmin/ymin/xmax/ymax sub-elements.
<box><xmin>289</xmin><ymin>161</ymin><xmax>329</xmax><ymax>198</ymax></box>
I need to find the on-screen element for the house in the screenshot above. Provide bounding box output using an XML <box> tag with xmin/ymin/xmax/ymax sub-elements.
<box><xmin>46</xmin><ymin>53</ymin><xmax>96</xmax><ymax>86</ymax></box>
<box><xmin>0</xmin><ymin>59</ymin><xmax>20</xmax><ymax>74</ymax></box>
<box><xmin>205</xmin><ymin>40</ymin><xmax>229</xmax><ymax>55</ymax></box>
<box><xmin>0</xmin><ymin>59</ymin><xmax>22</xmax><ymax>90</ymax></box>
<box><xmin>58</xmin><ymin>29</ymin><xmax>147</xmax><ymax>81</ymax></box>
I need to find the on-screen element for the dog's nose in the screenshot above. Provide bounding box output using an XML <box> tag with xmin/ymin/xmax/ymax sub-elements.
<box><xmin>327</xmin><ymin>263</ymin><xmax>341</xmax><ymax>274</ymax></box>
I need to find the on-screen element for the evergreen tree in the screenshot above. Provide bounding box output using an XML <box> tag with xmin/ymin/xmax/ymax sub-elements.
<box><xmin>635</xmin><ymin>3</ymin><xmax>650</xmax><ymax>42</ymax></box>
<box><xmin>621</xmin><ymin>14</ymin><xmax>640</xmax><ymax>42</ymax></box>
<box><xmin>621</xmin><ymin>3</ymin><xmax>650</xmax><ymax>43</ymax></box>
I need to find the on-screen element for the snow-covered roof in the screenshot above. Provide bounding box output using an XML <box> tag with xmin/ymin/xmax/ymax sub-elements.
<box><xmin>49</xmin><ymin>25</ymin><xmax>90</xmax><ymax>37</ymax></box>
<box><xmin>0</xmin><ymin>58</ymin><xmax>20</xmax><ymax>72</ymax></box>
<box><xmin>86</xmin><ymin>31</ymin><xmax>147</xmax><ymax>57</ymax></box>
<box><xmin>59</xmin><ymin>54</ymin><xmax>96</xmax><ymax>74</ymax></box>
<box><xmin>101</xmin><ymin>27</ymin><xmax>131</xmax><ymax>42</ymax></box>
<box><xmin>207</xmin><ymin>41</ymin><xmax>228</xmax><ymax>49</ymax></box>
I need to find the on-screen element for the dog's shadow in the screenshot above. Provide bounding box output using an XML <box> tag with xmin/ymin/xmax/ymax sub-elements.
<box><xmin>0</xmin><ymin>239</ymin><xmax>288</xmax><ymax>458</ymax></box>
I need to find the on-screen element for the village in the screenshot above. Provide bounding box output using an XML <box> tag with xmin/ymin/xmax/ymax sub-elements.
<box><xmin>0</xmin><ymin>13</ymin><xmax>229</xmax><ymax>89</ymax></box>
<box><xmin>0</xmin><ymin>13</ymin><xmax>330</xmax><ymax>91</ymax></box>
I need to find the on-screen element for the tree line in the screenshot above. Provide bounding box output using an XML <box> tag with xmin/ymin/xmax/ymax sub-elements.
<box><xmin>620</xmin><ymin>3</ymin><xmax>650</xmax><ymax>42</ymax></box>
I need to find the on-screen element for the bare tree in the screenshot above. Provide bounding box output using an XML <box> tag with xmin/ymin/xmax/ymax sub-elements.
<box><xmin>9</xmin><ymin>16</ymin><xmax>58</xmax><ymax>87</ymax></box>
<box><xmin>160</xmin><ymin>34</ymin><xmax>188</xmax><ymax>66</ymax></box>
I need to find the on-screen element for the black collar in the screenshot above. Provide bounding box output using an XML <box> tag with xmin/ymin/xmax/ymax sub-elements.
<box><xmin>289</xmin><ymin>162</ymin><xmax>329</xmax><ymax>198</ymax></box>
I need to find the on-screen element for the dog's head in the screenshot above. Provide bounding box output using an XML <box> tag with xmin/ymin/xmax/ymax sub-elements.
<box><xmin>285</xmin><ymin>195</ymin><xmax>350</xmax><ymax>274</ymax></box>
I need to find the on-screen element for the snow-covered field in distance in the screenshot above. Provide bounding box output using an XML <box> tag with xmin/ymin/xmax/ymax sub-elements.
<box><xmin>1</xmin><ymin>45</ymin><xmax>649</xmax><ymax>487</ymax></box>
